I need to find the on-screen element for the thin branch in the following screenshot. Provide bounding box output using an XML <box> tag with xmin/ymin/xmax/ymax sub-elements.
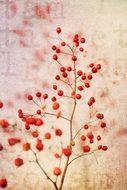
<box><xmin>42</xmin><ymin>112</ymin><xmax>70</xmax><ymax>122</ymax></box>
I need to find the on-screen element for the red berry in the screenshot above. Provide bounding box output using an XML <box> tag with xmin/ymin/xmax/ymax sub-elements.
<box><xmin>25</xmin><ymin>124</ymin><xmax>30</xmax><ymax>130</ymax></box>
<box><xmin>36</xmin><ymin>109</ymin><xmax>41</xmax><ymax>114</ymax></box>
<box><xmin>76</xmin><ymin>94</ymin><xmax>82</xmax><ymax>99</ymax></box>
<box><xmin>52</xmin><ymin>45</ymin><xmax>56</xmax><ymax>51</ymax></box>
<box><xmin>8</xmin><ymin>138</ymin><xmax>21</xmax><ymax>146</ymax></box>
<box><xmin>55</xmin><ymin>129</ymin><xmax>62</xmax><ymax>136</ymax></box>
<box><xmin>62</xmin><ymin>147</ymin><xmax>72</xmax><ymax>157</ymax></box>
<box><xmin>14</xmin><ymin>158</ymin><xmax>23</xmax><ymax>167</ymax></box>
<box><xmin>90</xmin><ymin>139</ymin><xmax>94</xmax><ymax>143</ymax></box>
<box><xmin>97</xmin><ymin>135</ymin><xmax>101</xmax><ymax>141</ymax></box>
<box><xmin>55</xmin><ymin>75</ymin><xmax>60</xmax><ymax>80</ymax></box>
<box><xmin>32</xmin><ymin>130</ymin><xmax>39</xmax><ymax>138</ymax></box>
<box><xmin>85</xmin><ymin>83</ymin><xmax>90</xmax><ymax>88</ymax></box>
<box><xmin>77</xmin><ymin>70</ymin><xmax>83</xmax><ymax>76</ymax></box>
<box><xmin>35</xmin><ymin>118</ymin><xmax>44</xmax><ymax>126</ymax></box>
<box><xmin>81</xmin><ymin>75</ymin><xmax>86</xmax><ymax>80</ymax></box>
<box><xmin>79</xmin><ymin>47</ymin><xmax>84</xmax><ymax>52</ymax></box>
<box><xmin>87</xmin><ymin>74</ymin><xmax>93</xmax><ymax>80</ymax></box>
<box><xmin>87</xmin><ymin>132</ymin><xmax>94</xmax><ymax>139</ymax></box>
<box><xmin>0</xmin><ymin>144</ymin><xmax>3</xmax><ymax>151</ymax></box>
<box><xmin>78</xmin><ymin>86</ymin><xmax>84</xmax><ymax>91</ymax></box>
<box><xmin>44</xmin><ymin>132</ymin><xmax>51</xmax><ymax>139</ymax></box>
<box><xmin>60</xmin><ymin>67</ymin><xmax>66</xmax><ymax>72</ymax></box>
<box><xmin>36</xmin><ymin>92</ymin><xmax>41</xmax><ymax>97</ymax></box>
<box><xmin>92</xmin><ymin>67</ymin><xmax>97</xmax><ymax>73</ymax></box>
<box><xmin>56</xmin><ymin>48</ymin><xmax>61</xmax><ymax>53</ymax></box>
<box><xmin>53</xmin><ymin>85</ymin><xmax>57</xmax><ymax>90</ymax></box>
<box><xmin>53</xmin><ymin>54</ymin><xmax>58</xmax><ymax>60</ymax></box>
<box><xmin>90</xmin><ymin>97</ymin><xmax>95</xmax><ymax>103</ymax></box>
<box><xmin>98</xmin><ymin>145</ymin><xmax>102</xmax><ymax>150</ymax></box>
<box><xmin>82</xmin><ymin>145</ymin><xmax>90</xmax><ymax>153</ymax></box>
<box><xmin>83</xmin><ymin>124</ymin><xmax>89</xmax><ymax>130</ymax></box>
<box><xmin>61</xmin><ymin>41</ymin><xmax>66</xmax><ymax>46</ymax></box>
<box><xmin>0</xmin><ymin>101</ymin><xmax>3</xmax><ymax>109</ymax></box>
<box><xmin>62</xmin><ymin>72</ymin><xmax>68</xmax><ymax>78</ymax></box>
<box><xmin>53</xmin><ymin>167</ymin><xmax>61</xmax><ymax>176</ymax></box>
<box><xmin>43</xmin><ymin>93</ymin><xmax>48</xmax><ymax>99</ymax></box>
<box><xmin>96</xmin><ymin>64</ymin><xmax>101</xmax><ymax>70</ymax></box>
<box><xmin>72</xmin><ymin>56</ymin><xmax>77</xmax><ymax>61</ymax></box>
<box><xmin>57</xmin><ymin>90</ymin><xmax>64</xmax><ymax>96</ymax></box>
<box><xmin>56</xmin><ymin>27</ymin><xmax>61</xmax><ymax>34</ymax></box>
<box><xmin>81</xmin><ymin>135</ymin><xmax>86</xmax><ymax>141</ymax></box>
<box><xmin>67</xmin><ymin>66</ymin><xmax>72</xmax><ymax>72</ymax></box>
<box><xmin>80</xmin><ymin>37</ymin><xmax>86</xmax><ymax>43</ymax></box>
<box><xmin>27</xmin><ymin>95</ymin><xmax>33</xmax><ymax>100</ymax></box>
<box><xmin>26</xmin><ymin>117</ymin><xmax>36</xmax><ymax>125</ymax></box>
<box><xmin>36</xmin><ymin>139</ymin><xmax>44</xmax><ymax>151</ymax></box>
<box><xmin>23</xmin><ymin>143</ymin><xmax>31</xmax><ymax>151</ymax></box>
<box><xmin>52</xmin><ymin>102</ymin><xmax>60</xmax><ymax>110</ymax></box>
<box><xmin>89</xmin><ymin>63</ymin><xmax>94</xmax><ymax>67</ymax></box>
<box><xmin>54</xmin><ymin>153</ymin><xmax>60</xmax><ymax>159</ymax></box>
<box><xmin>87</xmin><ymin>100</ymin><xmax>93</xmax><ymax>106</ymax></box>
<box><xmin>102</xmin><ymin>145</ymin><xmax>108</xmax><ymax>151</ymax></box>
<box><xmin>0</xmin><ymin>178</ymin><xmax>7</xmax><ymax>188</ymax></box>
<box><xmin>51</xmin><ymin>96</ymin><xmax>57</xmax><ymax>102</ymax></box>
<box><xmin>100</xmin><ymin>122</ymin><xmax>106</xmax><ymax>128</ymax></box>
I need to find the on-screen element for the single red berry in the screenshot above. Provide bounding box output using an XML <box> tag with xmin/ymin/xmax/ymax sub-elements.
<box><xmin>60</xmin><ymin>66</ymin><xmax>66</xmax><ymax>72</ymax></box>
<box><xmin>102</xmin><ymin>145</ymin><xmax>108</xmax><ymax>151</ymax></box>
<box><xmin>36</xmin><ymin>92</ymin><xmax>41</xmax><ymax>97</ymax></box>
<box><xmin>57</xmin><ymin>90</ymin><xmax>64</xmax><ymax>96</ymax></box>
<box><xmin>67</xmin><ymin>66</ymin><xmax>72</xmax><ymax>72</ymax></box>
<box><xmin>87</xmin><ymin>100</ymin><xmax>93</xmax><ymax>106</ymax></box>
<box><xmin>75</xmin><ymin>42</ymin><xmax>79</xmax><ymax>47</ymax></box>
<box><xmin>8</xmin><ymin>138</ymin><xmax>21</xmax><ymax>146</ymax></box>
<box><xmin>97</xmin><ymin>135</ymin><xmax>101</xmax><ymax>141</ymax></box>
<box><xmin>0</xmin><ymin>144</ymin><xmax>3</xmax><ymax>151</ymax></box>
<box><xmin>0</xmin><ymin>178</ymin><xmax>7</xmax><ymax>188</ymax></box>
<box><xmin>72</xmin><ymin>56</ymin><xmax>77</xmax><ymax>61</ymax></box>
<box><xmin>54</xmin><ymin>153</ymin><xmax>60</xmax><ymax>159</ymax></box>
<box><xmin>83</xmin><ymin>124</ymin><xmax>89</xmax><ymax>130</ymax></box>
<box><xmin>81</xmin><ymin>75</ymin><xmax>86</xmax><ymax>80</ymax></box>
<box><xmin>81</xmin><ymin>135</ymin><xmax>86</xmax><ymax>141</ymax></box>
<box><xmin>98</xmin><ymin>145</ymin><xmax>102</xmax><ymax>150</ymax></box>
<box><xmin>100</xmin><ymin>122</ymin><xmax>106</xmax><ymax>128</ymax></box>
<box><xmin>61</xmin><ymin>41</ymin><xmax>66</xmax><ymax>46</ymax></box>
<box><xmin>32</xmin><ymin>130</ymin><xmax>39</xmax><ymax>138</ymax></box>
<box><xmin>96</xmin><ymin>64</ymin><xmax>101</xmax><ymax>70</ymax></box>
<box><xmin>14</xmin><ymin>158</ymin><xmax>23</xmax><ymax>167</ymax></box>
<box><xmin>62</xmin><ymin>72</ymin><xmax>68</xmax><ymax>78</ymax></box>
<box><xmin>89</xmin><ymin>63</ymin><xmax>94</xmax><ymax>67</ymax></box>
<box><xmin>56</xmin><ymin>27</ymin><xmax>61</xmax><ymax>34</ymax></box>
<box><xmin>44</xmin><ymin>132</ymin><xmax>51</xmax><ymax>139</ymax></box>
<box><xmin>51</xmin><ymin>96</ymin><xmax>57</xmax><ymax>102</ymax></box>
<box><xmin>82</xmin><ymin>145</ymin><xmax>90</xmax><ymax>153</ymax></box>
<box><xmin>85</xmin><ymin>82</ymin><xmax>90</xmax><ymax>88</ymax></box>
<box><xmin>18</xmin><ymin>109</ymin><xmax>22</xmax><ymax>114</ymax></box>
<box><xmin>77</xmin><ymin>70</ymin><xmax>83</xmax><ymax>76</ymax></box>
<box><xmin>52</xmin><ymin>45</ymin><xmax>56</xmax><ymax>51</ymax></box>
<box><xmin>76</xmin><ymin>94</ymin><xmax>82</xmax><ymax>99</ymax></box>
<box><xmin>43</xmin><ymin>93</ymin><xmax>48</xmax><ymax>99</ymax></box>
<box><xmin>55</xmin><ymin>75</ymin><xmax>60</xmax><ymax>80</ymax></box>
<box><xmin>90</xmin><ymin>139</ymin><xmax>94</xmax><ymax>143</ymax></box>
<box><xmin>87</xmin><ymin>74</ymin><xmax>93</xmax><ymax>80</ymax></box>
<box><xmin>79</xmin><ymin>47</ymin><xmax>84</xmax><ymax>52</ymax></box>
<box><xmin>35</xmin><ymin>118</ymin><xmax>44</xmax><ymax>126</ymax></box>
<box><xmin>87</xmin><ymin>132</ymin><xmax>94</xmax><ymax>139</ymax></box>
<box><xmin>25</xmin><ymin>124</ymin><xmax>30</xmax><ymax>130</ymax></box>
<box><xmin>0</xmin><ymin>101</ymin><xmax>3</xmax><ymax>109</ymax></box>
<box><xmin>36</xmin><ymin>139</ymin><xmax>44</xmax><ymax>151</ymax></box>
<box><xmin>36</xmin><ymin>109</ymin><xmax>41</xmax><ymax>114</ymax></box>
<box><xmin>53</xmin><ymin>85</ymin><xmax>57</xmax><ymax>90</ymax></box>
<box><xmin>52</xmin><ymin>102</ymin><xmax>60</xmax><ymax>110</ymax></box>
<box><xmin>80</xmin><ymin>37</ymin><xmax>86</xmax><ymax>43</ymax></box>
<box><xmin>90</xmin><ymin>97</ymin><xmax>95</xmax><ymax>103</ymax></box>
<box><xmin>55</xmin><ymin>129</ymin><xmax>62</xmax><ymax>136</ymax></box>
<box><xmin>27</xmin><ymin>95</ymin><xmax>33</xmax><ymax>101</ymax></box>
<box><xmin>53</xmin><ymin>167</ymin><xmax>61</xmax><ymax>176</ymax></box>
<box><xmin>56</xmin><ymin>48</ymin><xmax>61</xmax><ymax>53</ymax></box>
<box><xmin>53</xmin><ymin>54</ymin><xmax>58</xmax><ymax>60</ymax></box>
<box><xmin>62</xmin><ymin>147</ymin><xmax>72</xmax><ymax>157</ymax></box>
<box><xmin>23</xmin><ymin>143</ymin><xmax>31</xmax><ymax>151</ymax></box>
<box><xmin>92</xmin><ymin>67</ymin><xmax>97</xmax><ymax>73</ymax></box>
<box><xmin>78</xmin><ymin>86</ymin><xmax>84</xmax><ymax>91</ymax></box>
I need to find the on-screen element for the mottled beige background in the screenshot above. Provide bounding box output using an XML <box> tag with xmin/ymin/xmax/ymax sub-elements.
<box><xmin>0</xmin><ymin>0</ymin><xmax>127</xmax><ymax>189</ymax></box>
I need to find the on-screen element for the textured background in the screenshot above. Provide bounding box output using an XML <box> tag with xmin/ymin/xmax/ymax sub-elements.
<box><xmin>0</xmin><ymin>0</ymin><xmax>127</xmax><ymax>189</ymax></box>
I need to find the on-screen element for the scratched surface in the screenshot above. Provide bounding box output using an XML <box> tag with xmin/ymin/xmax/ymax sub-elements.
<box><xmin>0</xmin><ymin>0</ymin><xmax>127</xmax><ymax>189</ymax></box>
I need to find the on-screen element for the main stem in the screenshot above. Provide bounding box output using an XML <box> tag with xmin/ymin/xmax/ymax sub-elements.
<box><xmin>58</xmin><ymin>51</ymin><xmax>77</xmax><ymax>190</ymax></box>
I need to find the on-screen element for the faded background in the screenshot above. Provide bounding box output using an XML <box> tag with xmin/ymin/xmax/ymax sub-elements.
<box><xmin>0</xmin><ymin>0</ymin><xmax>127</xmax><ymax>189</ymax></box>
